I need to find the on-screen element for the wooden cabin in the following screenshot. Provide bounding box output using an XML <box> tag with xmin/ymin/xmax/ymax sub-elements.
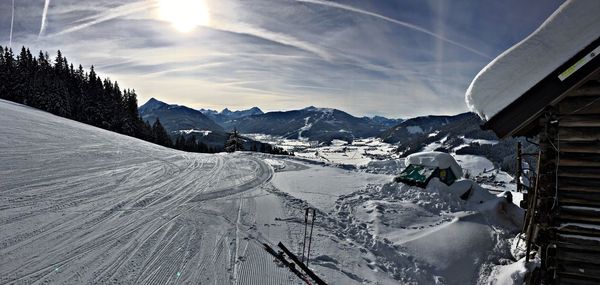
<box><xmin>395</xmin><ymin>151</ymin><xmax>462</xmax><ymax>187</ymax></box>
<box><xmin>481</xmin><ymin>37</ymin><xmax>600</xmax><ymax>284</ymax></box>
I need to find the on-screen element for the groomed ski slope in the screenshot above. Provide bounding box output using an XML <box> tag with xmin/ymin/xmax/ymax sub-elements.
<box><xmin>0</xmin><ymin>99</ymin><xmax>291</xmax><ymax>284</ymax></box>
<box><xmin>1</xmin><ymin>99</ymin><xmax>523</xmax><ymax>284</ymax></box>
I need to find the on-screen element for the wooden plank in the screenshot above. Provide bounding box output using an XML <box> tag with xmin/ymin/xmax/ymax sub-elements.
<box><xmin>558</xmin><ymin>233</ymin><xmax>600</xmax><ymax>246</ymax></box>
<box><xmin>556</xmin><ymin>248</ymin><xmax>600</xmax><ymax>265</ymax></box>
<box><xmin>559</xmin><ymin>177</ymin><xmax>600</xmax><ymax>189</ymax></box>
<box><xmin>566</xmin><ymin>81</ymin><xmax>600</xmax><ymax>97</ymax></box>
<box><xmin>557</xmin><ymin>274</ymin><xmax>600</xmax><ymax>285</ymax></box>
<box><xmin>559</xmin><ymin>142</ymin><xmax>600</xmax><ymax>154</ymax></box>
<box><xmin>559</xmin><ymin>115</ymin><xmax>600</xmax><ymax>127</ymax></box>
<box><xmin>561</xmin><ymin>186</ymin><xmax>600</xmax><ymax>192</ymax></box>
<box><xmin>558</xmin><ymin>127</ymin><xmax>600</xmax><ymax>141</ymax></box>
<box><xmin>559</xmin><ymin>97</ymin><xmax>600</xmax><ymax>115</ymax></box>
<box><xmin>559</xmin><ymin>192</ymin><xmax>600</xmax><ymax>207</ymax></box>
<box><xmin>559</xmin><ymin>159</ymin><xmax>600</xmax><ymax>167</ymax></box>
<box><xmin>559</xmin><ymin>172</ymin><xmax>600</xmax><ymax>179</ymax></box>
<box><xmin>558</xmin><ymin>214</ymin><xmax>600</xmax><ymax>224</ymax></box>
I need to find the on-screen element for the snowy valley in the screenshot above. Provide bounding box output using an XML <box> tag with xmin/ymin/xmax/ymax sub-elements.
<box><xmin>1</xmin><ymin>99</ymin><xmax>528</xmax><ymax>285</ymax></box>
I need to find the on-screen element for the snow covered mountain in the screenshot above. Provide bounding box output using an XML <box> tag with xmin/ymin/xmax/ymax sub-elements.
<box><xmin>379</xmin><ymin>113</ymin><xmax>475</xmax><ymax>144</ymax></box>
<box><xmin>139</xmin><ymin>98</ymin><xmax>229</xmax><ymax>148</ymax></box>
<box><xmin>366</xmin><ymin>115</ymin><xmax>404</xmax><ymax>128</ymax></box>
<box><xmin>223</xmin><ymin>106</ymin><xmax>390</xmax><ymax>143</ymax></box>
<box><xmin>199</xmin><ymin>106</ymin><xmax>264</xmax><ymax>124</ymax></box>
<box><xmin>139</xmin><ymin>98</ymin><xmax>224</xmax><ymax>133</ymax></box>
<box><xmin>380</xmin><ymin>112</ymin><xmax>536</xmax><ymax>174</ymax></box>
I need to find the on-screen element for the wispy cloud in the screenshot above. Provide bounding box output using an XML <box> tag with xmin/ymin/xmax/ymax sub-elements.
<box><xmin>48</xmin><ymin>1</ymin><xmax>158</xmax><ymax>37</ymax></box>
<box><xmin>296</xmin><ymin>0</ymin><xmax>491</xmax><ymax>59</ymax></box>
<box><xmin>206</xmin><ymin>20</ymin><xmax>330</xmax><ymax>60</ymax></box>
<box><xmin>5</xmin><ymin>0</ymin><xmax>562</xmax><ymax>117</ymax></box>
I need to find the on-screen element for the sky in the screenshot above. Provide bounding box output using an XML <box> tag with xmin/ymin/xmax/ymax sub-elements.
<box><xmin>0</xmin><ymin>0</ymin><xmax>565</xmax><ymax>118</ymax></box>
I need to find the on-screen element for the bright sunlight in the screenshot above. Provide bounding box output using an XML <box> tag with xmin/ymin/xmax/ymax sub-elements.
<box><xmin>158</xmin><ymin>0</ymin><xmax>209</xmax><ymax>33</ymax></box>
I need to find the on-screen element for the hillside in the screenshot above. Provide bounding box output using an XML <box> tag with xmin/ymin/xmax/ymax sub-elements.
<box><xmin>380</xmin><ymin>112</ymin><xmax>536</xmax><ymax>174</ymax></box>
<box><xmin>139</xmin><ymin>98</ymin><xmax>225</xmax><ymax>134</ymax></box>
<box><xmin>224</xmin><ymin>106</ymin><xmax>388</xmax><ymax>143</ymax></box>
<box><xmin>1</xmin><ymin>99</ymin><xmax>525</xmax><ymax>284</ymax></box>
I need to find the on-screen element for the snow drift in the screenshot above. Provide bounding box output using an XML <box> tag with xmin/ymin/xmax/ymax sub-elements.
<box><xmin>406</xmin><ymin>151</ymin><xmax>463</xmax><ymax>177</ymax></box>
<box><xmin>465</xmin><ymin>0</ymin><xmax>600</xmax><ymax>120</ymax></box>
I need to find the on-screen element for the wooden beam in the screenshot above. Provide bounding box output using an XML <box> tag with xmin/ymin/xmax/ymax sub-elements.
<box><xmin>560</xmin><ymin>159</ymin><xmax>600</xmax><ymax>167</ymax></box>
<box><xmin>558</xmin><ymin>127</ymin><xmax>600</xmax><ymax>141</ymax></box>
<box><xmin>559</xmin><ymin>177</ymin><xmax>600</xmax><ymax>189</ymax></box>
<box><xmin>560</xmin><ymin>115</ymin><xmax>600</xmax><ymax>127</ymax></box>
<box><xmin>558</xmin><ymin>214</ymin><xmax>600</xmax><ymax>224</ymax></box>
<box><xmin>559</xmin><ymin>97</ymin><xmax>600</xmax><ymax>115</ymax></box>
<box><xmin>559</xmin><ymin>142</ymin><xmax>600</xmax><ymax>154</ymax></box>
<box><xmin>560</xmin><ymin>186</ymin><xmax>600</xmax><ymax>193</ymax></box>
<box><xmin>566</xmin><ymin>84</ymin><xmax>600</xmax><ymax>98</ymax></box>
<box><xmin>556</xmin><ymin>248</ymin><xmax>600</xmax><ymax>265</ymax></box>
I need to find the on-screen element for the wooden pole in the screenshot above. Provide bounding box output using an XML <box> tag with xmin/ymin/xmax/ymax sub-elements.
<box><xmin>517</xmin><ymin>142</ymin><xmax>522</xmax><ymax>193</ymax></box>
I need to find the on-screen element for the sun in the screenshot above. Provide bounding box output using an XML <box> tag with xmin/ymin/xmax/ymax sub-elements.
<box><xmin>158</xmin><ymin>0</ymin><xmax>210</xmax><ymax>33</ymax></box>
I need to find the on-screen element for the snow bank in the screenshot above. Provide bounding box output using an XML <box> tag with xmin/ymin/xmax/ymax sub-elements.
<box><xmin>487</xmin><ymin>257</ymin><xmax>540</xmax><ymax>285</ymax></box>
<box><xmin>466</xmin><ymin>0</ymin><xmax>600</xmax><ymax>120</ymax></box>
<box><xmin>406</xmin><ymin>151</ymin><xmax>463</xmax><ymax>177</ymax></box>
<box><xmin>365</xmin><ymin>159</ymin><xmax>404</xmax><ymax>175</ymax></box>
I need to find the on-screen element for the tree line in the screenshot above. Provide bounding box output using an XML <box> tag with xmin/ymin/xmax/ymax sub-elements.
<box><xmin>0</xmin><ymin>46</ymin><xmax>172</xmax><ymax>147</ymax></box>
<box><xmin>0</xmin><ymin>45</ymin><xmax>292</xmax><ymax>156</ymax></box>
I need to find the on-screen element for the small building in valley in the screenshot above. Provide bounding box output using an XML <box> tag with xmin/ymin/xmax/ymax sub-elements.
<box><xmin>395</xmin><ymin>151</ymin><xmax>462</xmax><ymax>187</ymax></box>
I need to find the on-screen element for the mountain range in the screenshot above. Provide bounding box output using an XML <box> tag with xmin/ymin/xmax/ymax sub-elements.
<box><xmin>139</xmin><ymin>98</ymin><xmax>530</xmax><ymax>174</ymax></box>
<box><xmin>139</xmin><ymin>98</ymin><xmax>402</xmax><ymax>144</ymax></box>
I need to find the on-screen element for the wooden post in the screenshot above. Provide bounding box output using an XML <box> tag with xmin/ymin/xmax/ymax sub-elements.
<box><xmin>517</xmin><ymin>142</ymin><xmax>522</xmax><ymax>193</ymax></box>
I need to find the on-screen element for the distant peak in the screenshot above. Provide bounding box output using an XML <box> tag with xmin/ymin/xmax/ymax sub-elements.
<box><xmin>303</xmin><ymin>106</ymin><xmax>334</xmax><ymax>112</ymax></box>
<box><xmin>139</xmin><ymin>98</ymin><xmax>168</xmax><ymax>111</ymax></box>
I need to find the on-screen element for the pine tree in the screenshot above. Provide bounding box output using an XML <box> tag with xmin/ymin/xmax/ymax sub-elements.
<box><xmin>152</xmin><ymin>118</ymin><xmax>172</xmax><ymax>147</ymax></box>
<box><xmin>225</xmin><ymin>128</ymin><xmax>244</xmax><ymax>153</ymax></box>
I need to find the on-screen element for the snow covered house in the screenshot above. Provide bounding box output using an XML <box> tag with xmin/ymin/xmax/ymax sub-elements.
<box><xmin>395</xmin><ymin>151</ymin><xmax>462</xmax><ymax>187</ymax></box>
<box><xmin>466</xmin><ymin>1</ymin><xmax>600</xmax><ymax>284</ymax></box>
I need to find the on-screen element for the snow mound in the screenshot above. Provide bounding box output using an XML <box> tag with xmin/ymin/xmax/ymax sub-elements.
<box><xmin>466</xmin><ymin>0</ymin><xmax>600</xmax><ymax>120</ymax></box>
<box><xmin>406</xmin><ymin>151</ymin><xmax>463</xmax><ymax>178</ymax></box>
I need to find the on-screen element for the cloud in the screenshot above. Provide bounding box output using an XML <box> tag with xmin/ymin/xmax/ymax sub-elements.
<box><xmin>296</xmin><ymin>0</ymin><xmax>491</xmax><ymax>59</ymax></box>
<box><xmin>47</xmin><ymin>1</ymin><xmax>158</xmax><ymax>37</ymax></box>
<box><xmin>39</xmin><ymin>0</ymin><xmax>51</xmax><ymax>37</ymax></box>
<box><xmin>5</xmin><ymin>0</ymin><xmax>563</xmax><ymax>118</ymax></box>
<box><xmin>205</xmin><ymin>20</ymin><xmax>331</xmax><ymax>60</ymax></box>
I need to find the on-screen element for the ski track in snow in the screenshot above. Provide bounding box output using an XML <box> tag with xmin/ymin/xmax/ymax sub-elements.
<box><xmin>0</xmin><ymin>100</ymin><xmax>293</xmax><ymax>284</ymax></box>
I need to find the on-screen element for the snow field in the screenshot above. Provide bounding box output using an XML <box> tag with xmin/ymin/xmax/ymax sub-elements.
<box><xmin>1</xmin><ymin>100</ymin><xmax>527</xmax><ymax>284</ymax></box>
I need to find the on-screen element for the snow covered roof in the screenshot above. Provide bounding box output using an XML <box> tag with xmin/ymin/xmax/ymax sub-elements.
<box><xmin>466</xmin><ymin>0</ymin><xmax>600</xmax><ymax>120</ymax></box>
<box><xmin>406</xmin><ymin>151</ymin><xmax>463</xmax><ymax>178</ymax></box>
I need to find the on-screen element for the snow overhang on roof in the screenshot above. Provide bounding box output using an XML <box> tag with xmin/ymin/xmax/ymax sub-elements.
<box><xmin>405</xmin><ymin>151</ymin><xmax>463</xmax><ymax>178</ymax></box>
<box><xmin>465</xmin><ymin>0</ymin><xmax>600</xmax><ymax>121</ymax></box>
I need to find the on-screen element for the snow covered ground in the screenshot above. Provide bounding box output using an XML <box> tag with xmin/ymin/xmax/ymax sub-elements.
<box><xmin>1</xmin><ymin>100</ymin><xmax>527</xmax><ymax>284</ymax></box>
<box><xmin>244</xmin><ymin>134</ymin><xmax>399</xmax><ymax>169</ymax></box>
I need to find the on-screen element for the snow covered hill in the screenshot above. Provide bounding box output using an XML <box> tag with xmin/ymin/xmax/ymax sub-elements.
<box><xmin>1</xmin><ymin>99</ymin><xmax>526</xmax><ymax>284</ymax></box>
<box><xmin>222</xmin><ymin>106</ymin><xmax>390</xmax><ymax>143</ymax></box>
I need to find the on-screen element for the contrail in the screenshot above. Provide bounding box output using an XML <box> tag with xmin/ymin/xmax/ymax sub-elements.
<box><xmin>208</xmin><ymin>21</ymin><xmax>331</xmax><ymax>60</ymax></box>
<box><xmin>48</xmin><ymin>0</ymin><xmax>330</xmax><ymax>60</ymax></box>
<box><xmin>9</xmin><ymin>0</ymin><xmax>14</xmax><ymax>46</ymax></box>
<box><xmin>296</xmin><ymin>0</ymin><xmax>491</xmax><ymax>59</ymax></box>
<box><xmin>39</xmin><ymin>0</ymin><xmax>51</xmax><ymax>37</ymax></box>
<box><xmin>49</xmin><ymin>1</ymin><xmax>158</xmax><ymax>37</ymax></box>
